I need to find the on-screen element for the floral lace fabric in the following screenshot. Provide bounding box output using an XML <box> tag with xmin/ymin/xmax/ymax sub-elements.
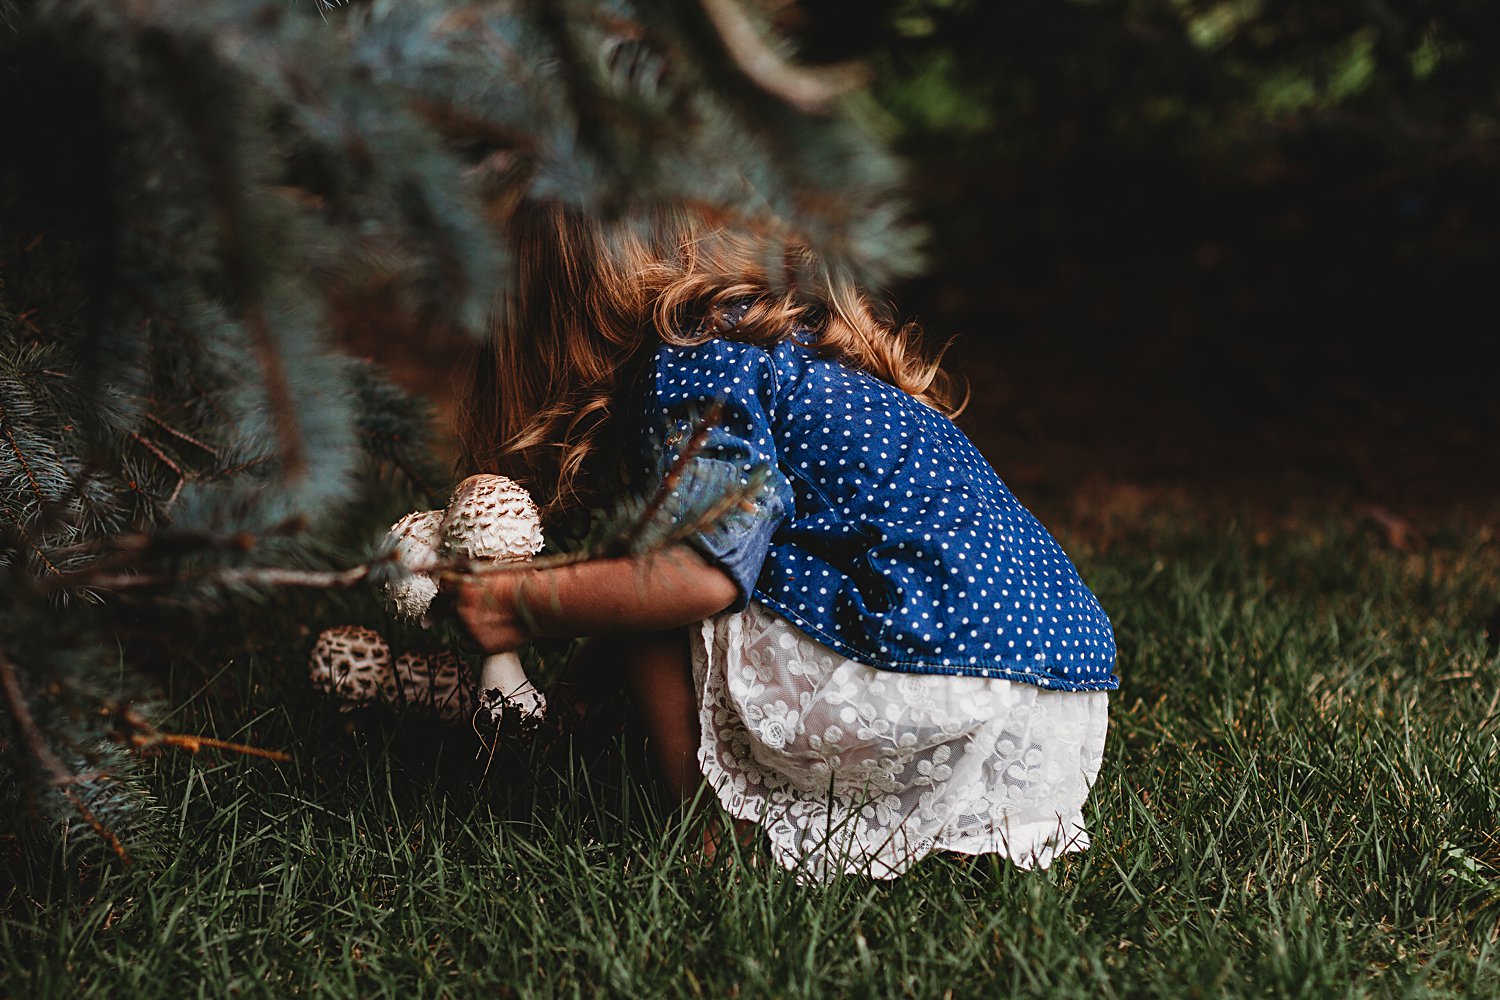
<box><xmin>692</xmin><ymin>602</ymin><xmax>1110</xmax><ymax>880</ymax></box>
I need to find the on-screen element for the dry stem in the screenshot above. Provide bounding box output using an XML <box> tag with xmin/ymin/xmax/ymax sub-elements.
<box><xmin>698</xmin><ymin>0</ymin><xmax>867</xmax><ymax>113</ymax></box>
<box><xmin>114</xmin><ymin>705</ymin><xmax>291</xmax><ymax>763</ymax></box>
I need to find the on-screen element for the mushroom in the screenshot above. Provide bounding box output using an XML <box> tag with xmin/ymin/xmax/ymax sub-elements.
<box><xmin>393</xmin><ymin>650</ymin><xmax>473</xmax><ymax>723</ymax></box>
<box><xmin>382</xmin><ymin>475</ymin><xmax>547</xmax><ymax>725</ymax></box>
<box><xmin>309</xmin><ymin>628</ymin><xmax>472</xmax><ymax>722</ymax></box>
<box><xmin>308</xmin><ymin>625</ymin><xmax>395</xmax><ymax>710</ymax></box>
<box><xmin>384</xmin><ymin>509</ymin><xmax>444</xmax><ymax>621</ymax></box>
<box><xmin>438</xmin><ymin>474</ymin><xmax>546</xmax><ymax>724</ymax></box>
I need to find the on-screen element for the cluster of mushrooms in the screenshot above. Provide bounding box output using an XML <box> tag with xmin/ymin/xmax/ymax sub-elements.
<box><xmin>308</xmin><ymin>475</ymin><xmax>547</xmax><ymax>726</ymax></box>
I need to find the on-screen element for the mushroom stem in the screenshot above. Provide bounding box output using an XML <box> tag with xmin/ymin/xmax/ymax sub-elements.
<box><xmin>478</xmin><ymin>651</ymin><xmax>546</xmax><ymax>720</ymax></box>
<box><xmin>438</xmin><ymin>474</ymin><xmax>548</xmax><ymax>725</ymax></box>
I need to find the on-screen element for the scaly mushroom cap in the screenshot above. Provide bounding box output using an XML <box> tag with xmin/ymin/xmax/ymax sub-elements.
<box><xmin>384</xmin><ymin>509</ymin><xmax>444</xmax><ymax>620</ymax></box>
<box><xmin>439</xmin><ymin>475</ymin><xmax>544</xmax><ymax>563</ymax></box>
<box><xmin>393</xmin><ymin>650</ymin><xmax>474</xmax><ymax>723</ymax></box>
<box><xmin>309</xmin><ymin>625</ymin><xmax>395</xmax><ymax>710</ymax></box>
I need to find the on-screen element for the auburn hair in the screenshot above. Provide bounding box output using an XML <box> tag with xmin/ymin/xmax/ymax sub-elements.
<box><xmin>459</xmin><ymin>202</ymin><xmax>965</xmax><ymax>518</ymax></box>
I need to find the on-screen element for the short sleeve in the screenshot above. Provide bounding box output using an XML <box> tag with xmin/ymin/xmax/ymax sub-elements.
<box><xmin>641</xmin><ymin>340</ymin><xmax>793</xmax><ymax>611</ymax></box>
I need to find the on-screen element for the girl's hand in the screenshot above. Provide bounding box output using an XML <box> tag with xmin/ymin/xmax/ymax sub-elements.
<box><xmin>450</xmin><ymin>572</ymin><xmax>531</xmax><ymax>654</ymax></box>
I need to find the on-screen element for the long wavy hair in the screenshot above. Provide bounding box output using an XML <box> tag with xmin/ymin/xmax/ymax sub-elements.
<box><xmin>459</xmin><ymin>202</ymin><xmax>964</xmax><ymax>518</ymax></box>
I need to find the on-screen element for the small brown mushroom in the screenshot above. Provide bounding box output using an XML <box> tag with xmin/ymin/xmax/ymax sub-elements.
<box><xmin>393</xmin><ymin>650</ymin><xmax>474</xmax><ymax>723</ymax></box>
<box><xmin>308</xmin><ymin>625</ymin><xmax>395</xmax><ymax>711</ymax></box>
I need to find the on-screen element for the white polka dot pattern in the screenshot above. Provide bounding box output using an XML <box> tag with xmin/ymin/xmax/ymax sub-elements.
<box><xmin>642</xmin><ymin>334</ymin><xmax>1118</xmax><ymax>693</ymax></box>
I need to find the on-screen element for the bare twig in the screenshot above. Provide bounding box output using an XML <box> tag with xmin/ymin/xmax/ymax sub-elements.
<box><xmin>69</xmin><ymin>564</ymin><xmax>372</xmax><ymax>592</ymax></box>
<box><xmin>698</xmin><ymin>0</ymin><xmax>867</xmax><ymax>113</ymax></box>
<box><xmin>140</xmin><ymin>732</ymin><xmax>292</xmax><ymax>762</ymax></box>
<box><xmin>113</xmin><ymin>705</ymin><xmax>290</xmax><ymax>763</ymax></box>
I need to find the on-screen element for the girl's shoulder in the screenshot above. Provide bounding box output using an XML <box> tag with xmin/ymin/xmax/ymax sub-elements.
<box><xmin>649</xmin><ymin>334</ymin><xmax>815</xmax><ymax>401</ymax></box>
<box><xmin>654</xmin><ymin>334</ymin><xmax>771</xmax><ymax>367</ymax></box>
<box><xmin>651</xmin><ymin>330</ymin><xmax>825</xmax><ymax>385</ymax></box>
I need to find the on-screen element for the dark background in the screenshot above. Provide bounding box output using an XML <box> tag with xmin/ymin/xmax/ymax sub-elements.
<box><xmin>819</xmin><ymin>0</ymin><xmax>1500</xmax><ymax>520</ymax></box>
<box><xmin>369</xmin><ymin>0</ymin><xmax>1499</xmax><ymax>522</ymax></box>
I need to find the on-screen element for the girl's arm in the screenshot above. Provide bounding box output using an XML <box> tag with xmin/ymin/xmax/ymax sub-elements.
<box><xmin>450</xmin><ymin>544</ymin><xmax>739</xmax><ymax>653</ymax></box>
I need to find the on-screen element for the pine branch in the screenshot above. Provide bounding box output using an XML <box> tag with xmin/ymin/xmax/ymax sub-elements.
<box><xmin>146</xmin><ymin>32</ymin><xmax>308</xmax><ymax>485</ymax></box>
<box><xmin>666</xmin><ymin>467</ymin><xmax>768</xmax><ymax>543</ymax></box>
<box><xmin>204</xmin><ymin>455</ymin><xmax>274</xmax><ymax>481</ymax></box>
<box><xmin>354</xmin><ymin>427</ymin><xmax>439</xmax><ymax>499</ymax></box>
<box><xmin>36</xmin><ymin>400</ymin><xmax>747</xmax><ymax>596</ymax></box>
<box><xmin>6</xmin><ymin>524</ymin><xmax>62</xmax><ymax>577</ymax></box>
<box><xmin>0</xmin><ymin>398</ymin><xmax>47</xmax><ymax>507</ymax></box>
<box><xmin>127</xmin><ymin>430</ymin><xmax>187</xmax><ymax>483</ymax></box>
<box><xmin>144</xmin><ymin>412</ymin><xmax>219</xmax><ymax>459</ymax></box>
<box><xmin>526</xmin><ymin>0</ymin><xmax>626</xmax><ymax>201</ymax></box>
<box><xmin>0</xmin><ymin>645</ymin><xmax>131</xmax><ymax>863</ymax></box>
<box><xmin>614</xmin><ymin>399</ymin><xmax>724</xmax><ymax>554</ymax></box>
<box><xmin>0</xmin><ymin>0</ymin><xmax>917</xmax><ymax>856</ymax></box>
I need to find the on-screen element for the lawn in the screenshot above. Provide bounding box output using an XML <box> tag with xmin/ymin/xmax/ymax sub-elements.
<box><xmin>4</xmin><ymin>507</ymin><xmax>1499</xmax><ymax>998</ymax></box>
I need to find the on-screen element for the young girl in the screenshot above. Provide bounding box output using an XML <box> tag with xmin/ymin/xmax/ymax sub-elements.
<box><xmin>453</xmin><ymin>204</ymin><xmax>1117</xmax><ymax>879</ymax></box>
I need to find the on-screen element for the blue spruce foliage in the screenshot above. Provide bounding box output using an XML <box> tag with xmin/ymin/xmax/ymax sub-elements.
<box><xmin>0</xmin><ymin>0</ymin><xmax>917</xmax><ymax>861</ymax></box>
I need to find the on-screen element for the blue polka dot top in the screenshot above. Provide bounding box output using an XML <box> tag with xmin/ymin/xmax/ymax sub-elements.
<box><xmin>637</xmin><ymin>327</ymin><xmax>1119</xmax><ymax>693</ymax></box>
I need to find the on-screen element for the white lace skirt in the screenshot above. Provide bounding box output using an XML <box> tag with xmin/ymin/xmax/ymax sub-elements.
<box><xmin>691</xmin><ymin>602</ymin><xmax>1110</xmax><ymax>880</ymax></box>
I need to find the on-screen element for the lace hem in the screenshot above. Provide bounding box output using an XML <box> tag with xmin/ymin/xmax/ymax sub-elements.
<box><xmin>691</xmin><ymin>603</ymin><xmax>1109</xmax><ymax>880</ymax></box>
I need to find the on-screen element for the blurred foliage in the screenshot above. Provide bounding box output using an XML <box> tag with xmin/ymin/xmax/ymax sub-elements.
<box><xmin>3</xmin><ymin>0</ymin><xmax>1493</xmax><ymax>872</ymax></box>
<box><xmin>797</xmin><ymin>0</ymin><xmax>1498</xmax><ymax>162</ymax></box>
<box><xmin>0</xmin><ymin>0</ymin><xmax>920</xmax><ymax>864</ymax></box>
<box><xmin>784</xmin><ymin>0</ymin><xmax>1500</xmax><ymax>498</ymax></box>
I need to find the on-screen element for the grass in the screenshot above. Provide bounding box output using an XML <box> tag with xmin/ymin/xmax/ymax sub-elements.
<box><xmin>4</xmin><ymin>508</ymin><xmax>1500</xmax><ymax>997</ymax></box>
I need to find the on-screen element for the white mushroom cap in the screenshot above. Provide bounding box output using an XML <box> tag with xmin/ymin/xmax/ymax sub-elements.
<box><xmin>439</xmin><ymin>475</ymin><xmax>544</xmax><ymax>563</ymax></box>
<box><xmin>371</xmin><ymin>477</ymin><xmax>546</xmax><ymax>728</ymax></box>
<box><xmin>393</xmin><ymin>650</ymin><xmax>474</xmax><ymax>723</ymax></box>
<box><xmin>309</xmin><ymin>625</ymin><xmax>395</xmax><ymax>710</ymax></box>
<box><xmin>384</xmin><ymin>509</ymin><xmax>444</xmax><ymax>620</ymax></box>
<box><xmin>435</xmin><ymin>475</ymin><xmax>547</xmax><ymax>726</ymax></box>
